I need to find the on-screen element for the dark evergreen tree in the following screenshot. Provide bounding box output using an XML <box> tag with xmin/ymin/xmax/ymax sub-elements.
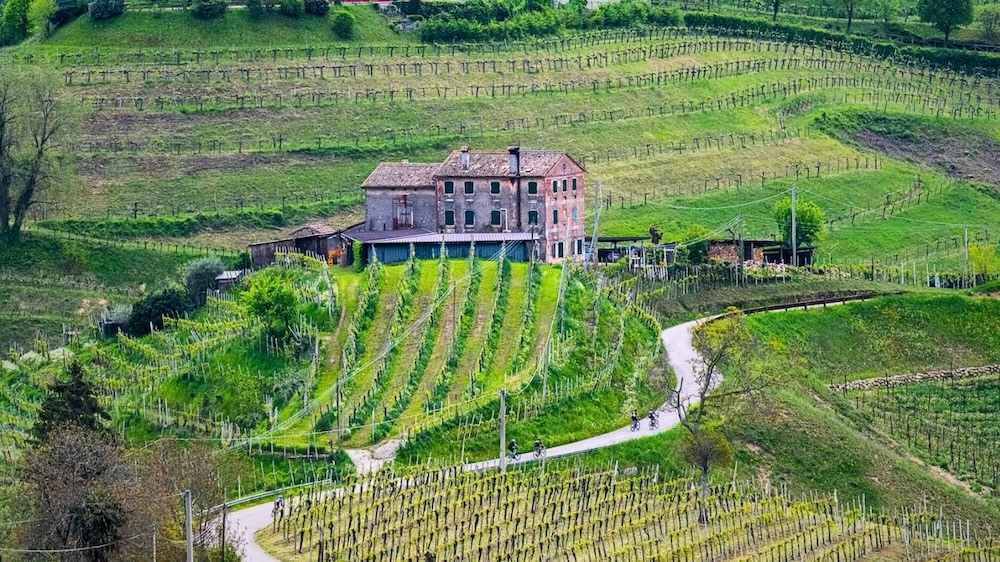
<box><xmin>31</xmin><ymin>361</ymin><xmax>109</xmax><ymax>443</ymax></box>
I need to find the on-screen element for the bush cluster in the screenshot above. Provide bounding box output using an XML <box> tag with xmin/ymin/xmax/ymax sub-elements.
<box><xmin>88</xmin><ymin>0</ymin><xmax>124</xmax><ymax>21</ymax></box>
<box><xmin>191</xmin><ymin>0</ymin><xmax>227</xmax><ymax>20</ymax></box>
<box><xmin>332</xmin><ymin>9</ymin><xmax>354</xmax><ymax>38</ymax></box>
<box><xmin>278</xmin><ymin>0</ymin><xmax>303</xmax><ymax>17</ymax></box>
<box><xmin>125</xmin><ymin>288</ymin><xmax>191</xmax><ymax>336</ymax></box>
<box><xmin>304</xmin><ymin>0</ymin><xmax>328</xmax><ymax>16</ymax></box>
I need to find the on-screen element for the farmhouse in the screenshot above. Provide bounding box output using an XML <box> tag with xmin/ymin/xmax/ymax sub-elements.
<box><xmin>348</xmin><ymin>147</ymin><xmax>587</xmax><ymax>265</ymax></box>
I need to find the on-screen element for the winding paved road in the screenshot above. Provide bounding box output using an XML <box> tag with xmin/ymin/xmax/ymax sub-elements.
<box><xmin>230</xmin><ymin>317</ymin><xmax>709</xmax><ymax>560</ymax></box>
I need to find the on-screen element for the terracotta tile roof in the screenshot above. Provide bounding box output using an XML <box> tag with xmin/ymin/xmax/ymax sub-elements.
<box><xmin>361</xmin><ymin>162</ymin><xmax>439</xmax><ymax>189</ymax></box>
<box><xmin>436</xmin><ymin>150</ymin><xmax>575</xmax><ymax>178</ymax></box>
<box><xmin>290</xmin><ymin>223</ymin><xmax>336</xmax><ymax>238</ymax></box>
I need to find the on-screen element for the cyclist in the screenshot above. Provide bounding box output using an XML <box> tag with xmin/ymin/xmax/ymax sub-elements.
<box><xmin>534</xmin><ymin>437</ymin><xmax>545</xmax><ymax>458</ymax></box>
<box><xmin>648</xmin><ymin>409</ymin><xmax>659</xmax><ymax>430</ymax></box>
<box><xmin>631</xmin><ymin>409</ymin><xmax>640</xmax><ymax>431</ymax></box>
<box><xmin>507</xmin><ymin>439</ymin><xmax>518</xmax><ymax>460</ymax></box>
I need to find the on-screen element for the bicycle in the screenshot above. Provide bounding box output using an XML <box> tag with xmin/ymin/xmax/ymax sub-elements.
<box><xmin>630</xmin><ymin>419</ymin><xmax>640</xmax><ymax>432</ymax></box>
<box><xmin>533</xmin><ymin>445</ymin><xmax>546</xmax><ymax>459</ymax></box>
<box><xmin>649</xmin><ymin>415</ymin><xmax>659</xmax><ymax>430</ymax></box>
<box><xmin>508</xmin><ymin>450</ymin><xmax>520</xmax><ymax>462</ymax></box>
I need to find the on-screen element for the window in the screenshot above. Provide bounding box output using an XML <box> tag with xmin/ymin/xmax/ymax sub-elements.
<box><xmin>491</xmin><ymin>210</ymin><xmax>501</xmax><ymax>225</ymax></box>
<box><xmin>562</xmin><ymin>179</ymin><xmax>567</xmax><ymax>192</ymax></box>
<box><xmin>464</xmin><ymin>181</ymin><xmax>474</xmax><ymax>195</ymax></box>
<box><xmin>572</xmin><ymin>178</ymin><xmax>577</xmax><ymax>191</ymax></box>
<box><xmin>528</xmin><ymin>181</ymin><xmax>538</xmax><ymax>195</ymax></box>
<box><xmin>552</xmin><ymin>180</ymin><xmax>558</xmax><ymax>193</ymax></box>
<box><xmin>444</xmin><ymin>181</ymin><xmax>454</xmax><ymax>194</ymax></box>
<box><xmin>444</xmin><ymin>210</ymin><xmax>455</xmax><ymax>226</ymax></box>
<box><xmin>464</xmin><ymin>210</ymin><xmax>475</xmax><ymax>226</ymax></box>
<box><xmin>552</xmin><ymin>243</ymin><xmax>557</xmax><ymax>258</ymax></box>
<box><xmin>528</xmin><ymin>210</ymin><xmax>538</xmax><ymax>225</ymax></box>
<box><xmin>552</xmin><ymin>209</ymin><xmax>558</xmax><ymax>224</ymax></box>
<box><xmin>558</xmin><ymin>242</ymin><xmax>565</xmax><ymax>258</ymax></box>
<box><xmin>572</xmin><ymin>207</ymin><xmax>578</xmax><ymax>222</ymax></box>
<box><xmin>577</xmin><ymin>239</ymin><xmax>584</xmax><ymax>255</ymax></box>
<box><xmin>490</xmin><ymin>181</ymin><xmax>500</xmax><ymax>194</ymax></box>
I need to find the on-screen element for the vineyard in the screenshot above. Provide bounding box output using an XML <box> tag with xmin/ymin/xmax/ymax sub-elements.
<box><xmin>257</xmin><ymin>462</ymin><xmax>1000</xmax><ymax>562</ymax></box>
<box><xmin>845</xmin><ymin>372</ymin><xmax>1000</xmax><ymax>492</ymax></box>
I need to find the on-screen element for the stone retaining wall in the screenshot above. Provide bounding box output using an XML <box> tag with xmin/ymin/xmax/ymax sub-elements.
<box><xmin>829</xmin><ymin>364</ymin><xmax>1000</xmax><ymax>392</ymax></box>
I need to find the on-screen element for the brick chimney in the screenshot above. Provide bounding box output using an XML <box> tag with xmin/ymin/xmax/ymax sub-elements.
<box><xmin>508</xmin><ymin>146</ymin><xmax>520</xmax><ymax>176</ymax></box>
<box><xmin>460</xmin><ymin>146</ymin><xmax>470</xmax><ymax>170</ymax></box>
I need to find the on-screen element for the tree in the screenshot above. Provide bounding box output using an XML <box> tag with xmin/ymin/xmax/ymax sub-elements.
<box><xmin>88</xmin><ymin>0</ymin><xmax>125</xmax><ymax>20</ymax></box>
<box><xmin>917</xmin><ymin>0</ymin><xmax>972</xmax><ymax>41</ymax></box>
<box><xmin>304</xmin><ymin>0</ymin><xmax>328</xmax><ymax>15</ymax></box>
<box><xmin>241</xmin><ymin>273</ymin><xmax>297</xmax><ymax>337</ymax></box>
<box><xmin>833</xmin><ymin>0</ymin><xmax>867</xmax><ymax>33</ymax></box>
<box><xmin>676</xmin><ymin>224</ymin><xmax>712</xmax><ymax>265</ymax></box>
<box><xmin>184</xmin><ymin>256</ymin><xmax>224</xmax><ymax>305</ymax></box>
<box><xmin>872</xmin><ymin>0</ymin><xmax>901</xmax><ymax>30</ymax></box>
<box><xmin>666</xmin><ymin>310</ymin><xmax>778</xmax><ymax>522</ymax></box>
<box><xmin>332</xmin><ymin>9</ymin><xmax>355</xmax><ymax>38</ymax></box>
<box><xmin>969</xmin><ymin>243</ymin><xmax>998</xmax><ymax>285</ymax></box>
<box><xmin>31</xmin><ymin>361</ymin><xmax>109</xmax><ymax>443</ymax></box>
<box><xmin>125</xmin><ymin>287</ymin><xmax>191</xmax><ymax>336</ymax></box>
<box><xmin>0</xmin><ymin>73</ymin><xmax>66</xmax><ymax>244</ymax></box>
<box><xmin>22</xmin><ymin>428</ymin><xmax>128</xmax><ymax>560</ymax></box>
<box><xmin>979</xmin><ymin>6</ymin><xmax>1000</xmax><ymax>42</ymax></box>
<box><xmin>773</xmin><ymin>197</ymin><xmax>824</xmax><ymax>250</ymax></box>
<box><xmin>278</xmin><ymin>0</ymin><xmax>303</xmax><ymax>17</ymax></box>
<box><xmin>1</xmin><ymin>0</ymin><xmax>31</xmax><ymax>43</ymax></box>
<box><xmin>191</xmin><ymin>0</ymin><xmax>227</xmax><ymax>19</ymax></box>
<box><xmin>246</xmin><ymin>0</ymin><xmax>265</xmax><ymax>19</ymax></box>
<box><xmin>771</xmin><ymin>0</ymin><xmax>779</xmax><ymax>21</ymax></box>
<box><xmin>27</xmin><ymin>0</ymin><xmax>56</xmax><ymax>35</ymax></box>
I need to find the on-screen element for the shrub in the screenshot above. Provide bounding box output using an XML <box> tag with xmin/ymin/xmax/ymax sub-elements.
<box><xmin>88</xmin><ymin>0</ymin><xmax>124</xmax><ymax>20</ymax></box>
<box><xmin>245</xmin><ymin>0</ymin><xmax>265</xmax><ymax>18</ymax></box>
<box><xmin>332</xmin><ymin>9</ymin><xmax>354</xmax><ymax>38</ymax></box>
<box><xmin>183</xmin><ymin>256</ymin><xmax>225</xmax><ymax>305</ymax></box>
<box><xmin>125</xmin><ymin>288</ymin><xmax>191</xmax><ymax>336</ymax></box>
<box><xmin>191</xmin><ymin>0</ymin><xmax>227</xmax><ymax>19</ymax></box>
<box><xmin>50</xmin><ymin>0</ymin><xmax>87</xmax><ymax>26</ymax></box>
<box><xmin>981</xmin><ymin>6</ymin><xmax>1000</xmax><ymax>42</ymax></box>
<box><xmin>278</xmin><ymin>0</ymin><xmax>303</xmax><ymax>17</ymax></box>
<box><xmin>304</xmin><ymin>0</ymin><xmax>328</xmax><ymax>16</ymax></box>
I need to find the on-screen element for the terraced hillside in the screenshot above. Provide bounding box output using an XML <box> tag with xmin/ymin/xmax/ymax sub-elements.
<box><xmin>259</xmin><ymin>462</ymin><xmax>1000</xmax><ymax>562</ymax></box>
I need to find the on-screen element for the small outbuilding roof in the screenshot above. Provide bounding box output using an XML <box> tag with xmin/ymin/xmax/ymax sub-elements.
<box><xmin>290</xmin><ymin>223</ymin><xmax>337</xmax><ymax>238</ymax></box>
<box><xmin>361</xmin><ymin>163</ymin><xmax>439</xmax><ymax>189</ymax></box>
<box><xmin>342</xmin><ymin>228</ymin><xmax>434</xmax><ymax>243</ymax></box>
<box><xmin>215</xmin><ymin>270</ymin><xmax>244</xmax><ymax>281</ymax></box>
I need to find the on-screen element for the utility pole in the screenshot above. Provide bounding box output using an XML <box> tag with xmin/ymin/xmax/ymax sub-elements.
<box><xmin>587</xmin><ymin>182</ymin><xmax>602</xmax><ymax>270</ymax></box>
<box><xmin>220</xmin><ymin>499</ymin><xmax>227</xmax><ymax>562</ymax></box>
<box><xmin>499</xmin><ymin>389</ymin><xmax>507</xmax><ymax>473</ymax></box>
<box><xmin>184</xmin><ymin>490</ymin><xmax>194</xmax><ymax>562</ymax></box>
<box><xmin>964</xmin><ymin>224</ymin><xmax>970</xmax><ymax>288</ymax></box>
<box><xmin>738</xmin><ymin>212</ymin><xmax>745</xmax><ymax>285</ymax></box>
<box><xmin>790</xmin><ymin>185</ymin><xmax>798</xmax><ymax>267</ymax></box>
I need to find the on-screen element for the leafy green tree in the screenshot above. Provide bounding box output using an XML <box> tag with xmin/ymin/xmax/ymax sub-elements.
<box><xmin>242</xmin><ymin>273</ymin><xmax>297</xmax><ymax>337</ymax></box>
<box><xmin>773</xmin><ymin>197</ymin><xmax>824</xmax><ymax>250</ymax></box>
<box><xmin>979</xmin><ymin>5</ymin><xmax>1000</xmax><ymax>42</ymax></box>
<box><xmin>304</xmin><ymin>0</ymin><xmax>328</xmax><ymax>15</ymax></box>
<box><xmin>917</xmin><ymin>0</ymin><xmax>972</xmax><ymax>41</ymax></box>
<box><xmin>676</xmin><ymin>224</ymin><xmax>712</xmax><ymax>265</ymax></box>
<box><xmin>183</xmin><ymin>256</ymin><xmax>224</xmax><ymax>305</ymax></box>
<box><xmin>833</xmin><ymin>0</ymin><xmax>868</xmax><ymax>33</ymax></box>
<box><xmin>27</xmin><ymin>0</ymin><xmax>55</xmax><ymax>36</ymax></box>
<box><xmin>1</xmin><ymin>0</ymin><xmax>31</xmax><ymax>44</ymax></box>
<box><xmin>125</xmin><ymin>288</ymin><xmax>191</xmax><ymax>336</ymax></box>
<box><xmin>31</xmin><ymin>362</ymin><xmax>109</xmax><ymax>443</ymax></box>
<box><xmin>872</xmin><ymin>0</ymin><xmax>901</xmax><ymax>29</ymax></box>
<box><xmin>332</xmin><ymin>9</ymin><xmax>355</xmax><ymax>38</ymax></box>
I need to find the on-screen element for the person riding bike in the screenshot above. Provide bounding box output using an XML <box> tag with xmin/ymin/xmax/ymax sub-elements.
<box><xmin>507</xmin><ymin>439</ymin><xmax>518</xmax><ymax>459</ymax></box>
<box><xmin>631</xmin><ymin>409</ymin><xmax>640</xmax><ymax>431</ymax></box>
<box><xmin>533</xmin><ymin>437</ymin><xmax>545</xmax><ymax>458</ymax></box>
<box><xmin>648</xmin><ymin>409</ymin><xmax>659</xmax><ymax>429</ymax></box>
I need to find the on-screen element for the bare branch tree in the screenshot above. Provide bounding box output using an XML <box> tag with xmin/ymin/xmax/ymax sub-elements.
<box><xmin>0</xmin><ymin>73</ymin><xmax>66</xmax><ymax>244</ymax></box>
<box><xmin>667</xmin><ymin>308</ymin><xmax>779</xmax><ymax>522</ymax></box>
